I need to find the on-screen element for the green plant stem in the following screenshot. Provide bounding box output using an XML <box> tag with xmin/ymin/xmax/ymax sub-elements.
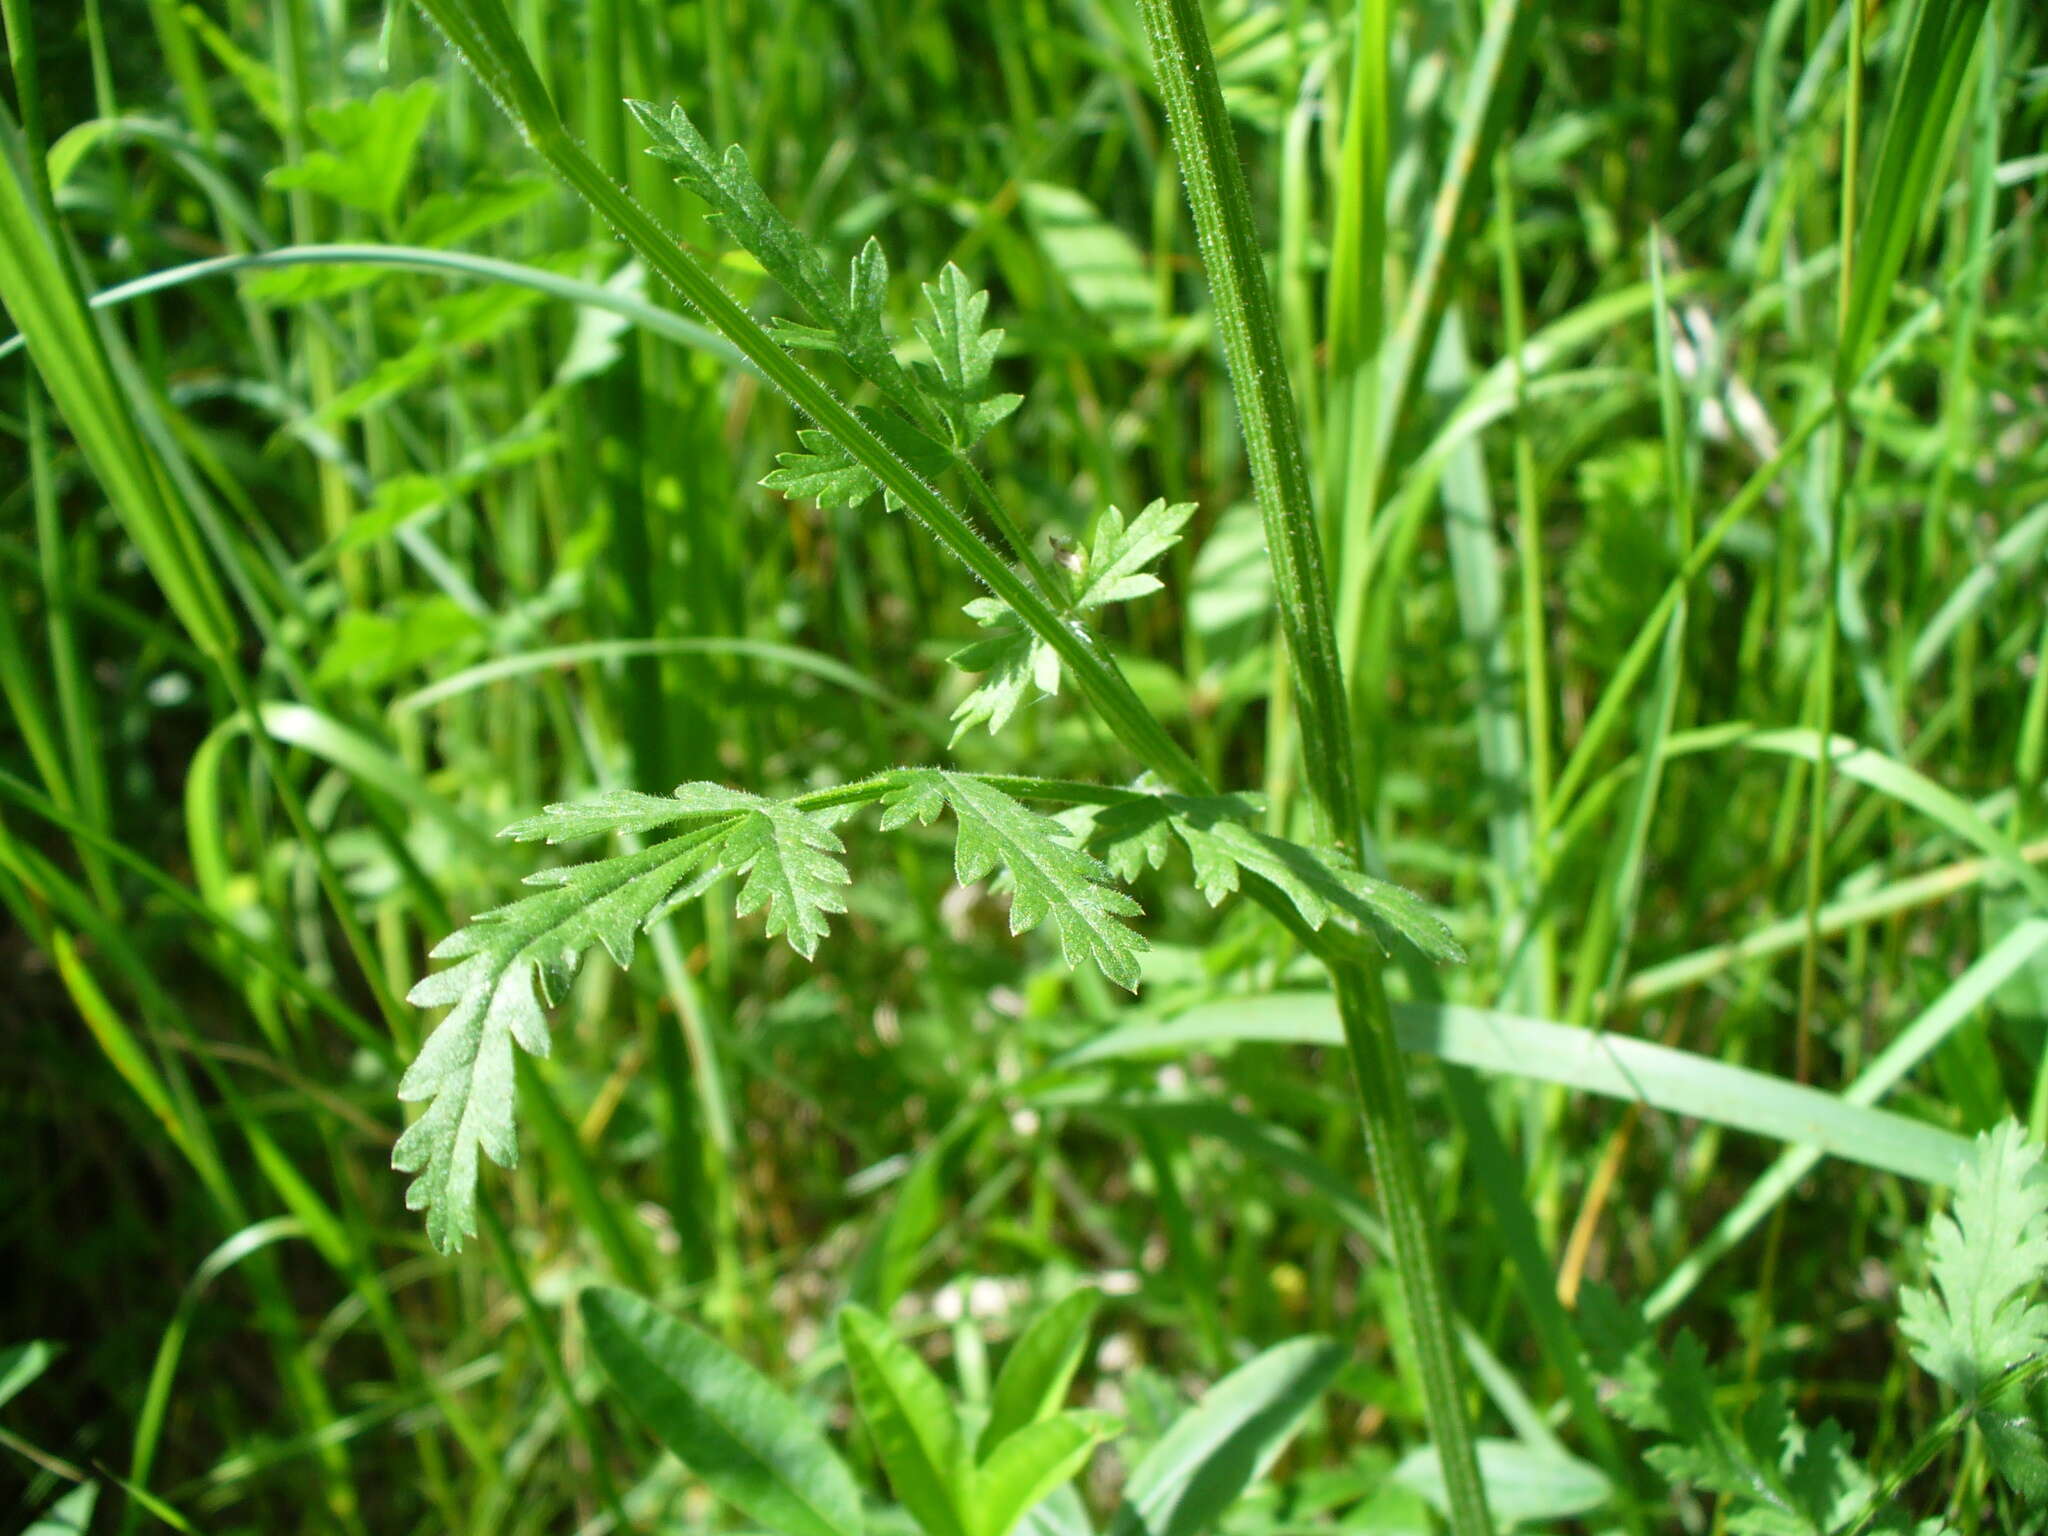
<box><xmin>405</xmin><ymin>7</ymin><xmax>1484</xmax><ymax>1520</ymax></box>
<box><xmin>407</xmin><ymin>0</ymin><xmax>1201</xmax><ymax>796</ymax></box>
<box><xmin>1128</xmin><ymin>0</ymin><xmax>1490</xmax><ymax>1527</ymax></box>
<box><xmin>1129</xmin><ymin>1</ymin><xmax>1355</xmax><ymax>846</ymax></box>
<box><xmin>1798</xmin><ymin>0</ymin><xmax>1867</xmax><ymax>1086</ymax></box>
<box><xmin>1840</xmin><ymin>1353</ymin><xmax>2048</xmax><ymax>1536</ymax></box>
<box><xmin>0</xmin><ymin>0</ymin><xmax>51</xmax><ymax>215</ymax></box>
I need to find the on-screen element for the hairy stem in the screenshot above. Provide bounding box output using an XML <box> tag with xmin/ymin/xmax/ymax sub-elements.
<box><xmin>1129</xmin><ymin>0</ymin><xmax>1491</xmax><ymax>1526</ymax></box>
<box><xmin>405</xmin><ymin>10</ymin><xmax>1483</xmax><ymax>1510</ymax></box>
<box><xmin>408</xmin><ymin>0</ymin><xmax>1205</xmax><ymax>797</ymax></box>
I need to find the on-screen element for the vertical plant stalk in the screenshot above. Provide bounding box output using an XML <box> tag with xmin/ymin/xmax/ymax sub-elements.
<box><xmin>1324</xmin><ymin>0</ymin><xmax>1389</xmax><ymax>618</ymax></box>
<box><xmin>0</xmin><ymin>0</ymin><xmax>51</xmax><ymax>213</ymax></box>
<box><xmin>1129</xmin><ymin>0</ymin><xmax>1491</xmax><ymax>1528</ymax></box>
<box><xmin>1798</xmin><ymin>0</ymin><xmax>1867</xmax><ymax>1086</ymax></box>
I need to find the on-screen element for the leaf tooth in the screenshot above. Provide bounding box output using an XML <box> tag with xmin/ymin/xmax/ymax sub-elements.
<box><xmin>398</xmin><ymin>989</ymin><xmax>489</xmax><ymax>1098</ymax></box>
<box><xmin>493</xmin><ymin>964</ymin><xmax>552</xmax><ymax>1057</ymax></box>
<box><xmin>428</xmin><ymin>920</ymin><xmax>499</xmax><ymax>960</ymax></box>
<box><xmin>392</xmin><ymin>1092</ymin><xmax>454</xmax><ymax>1174</ymax></box>
<box><xmin>408</xmin><ymin>949</ymin><xmax>493</xmax><ymax>1007</ymax></box>
<box><xmin>469</xmin><ymin>1022</ymin><xmax>520</xmax><ymax>1168</ymax></box>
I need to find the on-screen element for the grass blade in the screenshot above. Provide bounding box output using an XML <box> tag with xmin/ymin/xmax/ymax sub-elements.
<box><xmin>581</xmin><ymin>1287</ymin><xmax>864</xmax><ymax>1536</ymax></box>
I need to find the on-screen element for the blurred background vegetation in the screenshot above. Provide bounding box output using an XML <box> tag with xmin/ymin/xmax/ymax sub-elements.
<box><xmin>2</xmin><ymin>0</ymin><xmax>2045</xmax><ymax>1529</ymax></box>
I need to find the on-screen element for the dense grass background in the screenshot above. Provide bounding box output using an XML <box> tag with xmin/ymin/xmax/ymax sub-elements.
<box><xmin>2</xmin><ymin>0</ymin><xmax>2046</xmax><ymax>1529</ymax></box>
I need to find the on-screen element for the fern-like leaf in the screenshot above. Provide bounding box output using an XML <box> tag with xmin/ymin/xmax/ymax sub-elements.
<box><xmin>878</xmin><ymin>769</ymin><xmax>1145</xmax><ymax>989</ymax></box>
<box><xmin>1901</xmin><ymin>1121</ymin><xmax>2048</xmax><ymax>1399</ymax></box>
<box><xmin>396</xmin><ymin>783</ymin><xmax>849</xmax><ymax>1251</ymax></box>
<box><xmin>1578</xmin><ymin>1286</ymin><xmax>1925</xmax><ymax>1535</ymax></box>
<box><xmin>1900</xmin><ymin>1120</ymin><xmax>2048</xmax><ymax>1503</ymax></box>
<box><xmin>1070</xmin><ymin>499</ymin><xmax>1194</xmax><ymax>610</ymax></box>
<box><xmin>1091</xmin><ymin>791</ymin><xmax>1464</xmax><ymax>965</ymax></box>
<box><xmin>761</xmin><ymin>429</ymin><xmax>883</xmax><ymax>508</ymax></box>
<box><xmin>720</xmin><ymin>800</ymin><xmax>851</xmax><ymax>957</ymax></box>
<box><xmin>949</xmin><ymin>500</ymin><xmax>1192</xmax><ymax>741</ymax></box>
<box><xmin>759</xmin><ymin>408</ymin><xmax>952</xmax><ymax>513</ymax></box>
<box><xmin>947</xmin><ymin>598</ymin><xmax>1062</xmax><ymax>741</ymax></box>
<box><xmin>914</xmin><ymin>263</ymin><xmax>1023</xmax><ymax>449</ymax></box>
<box><xmin>629</xmin><ymin>100</ymin><xmax>933</xmax><ymax>429</ymax></box>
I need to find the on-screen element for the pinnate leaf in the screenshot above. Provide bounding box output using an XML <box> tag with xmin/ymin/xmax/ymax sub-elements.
<box><xmin>950</xmin><ymin>501</ymin><xmax>1190</xmax><ymax>742</ymax></box>
<box><xmin>1901</xmin><ymin>1120</ymin><xmax>2048</xmax><ymax>1398</ymax></box>
<box><xmin>948</xmin><ymin>598</ymin><xmax>1061</xmax><ymax>742</ymax></box>
<box><xmin>630</xmin><ymin>100</ymin><xmax>931</xmax><ymax>426</ymax></box>
<box><xmin>762</xmin><ymin>409</ymin><xmax>951</xmax><ymax>512</ymax></box>
<box><xmin>1901</xmin><ymin>1120</ymin><xmax>2048</xmax><ymax>1502</ymax></box>
<box><xmin>396</xmin><ymin>785</ymin><xmax>849</xmax><ymax>1250</ymax></box>
<box><xmin>1091</xmin><ymin>792</ymin><xmax>1463</xmax><ymax>964</ymax></box>
<box><xmin>762</xmin><ymin>430</ymin><xmax>883</xmax><ymax>509</ymax></box>
<box><xmin>1072</xmin><ymin>500</ymin><xmax>1195</xmax><ymax>610</ymax></box>
<box><xmin>880</xmin><ymin>770</ymin><xmax>1145</xmax><ymax>989</ymax></box>
<box><xmin>1579</xmin><ymin>1285</ymin><xmax>1921</xmax><ymax>1533</ymax></box>
<box><xmin>916</xmin><ymin>264</ymin><xmax>1024</xmax><ymax>449</ymax></box>
<box><xmin>721</xmin><ymin>800</ymin><xmax>850</xmax><ymax>959</ymax></box>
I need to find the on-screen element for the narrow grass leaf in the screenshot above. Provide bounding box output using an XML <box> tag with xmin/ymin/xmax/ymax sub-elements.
<box><xmin>1839</xmin><ymin>0</ymin><xmax>1995</xmax><ymax>383</ymax></box>
<box><xmin>1059</xmin><ymin>996</ymin><xmax>1971</xmax><ymax>1184</ymax></box>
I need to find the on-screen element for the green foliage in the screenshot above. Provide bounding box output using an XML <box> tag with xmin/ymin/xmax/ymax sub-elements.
<box><xmin>839</xmin><ymin>1304</ymin><xmax>975</xmax><ymax>1536</ymax></box>
<box><xmin>760</xmin><ymin>408</ymin><xmax>952</xmax><ymax>511</ymax></box>
<box><xmin>581</xmin><ymin>1286</ymin><xmax>865</xmax><ymax>1536</ymax></box>
<box><xmin>633</xmin><ymin>99</ymin><xmax>1018</xmax><ymax>530</ymax></box>
<box><xmin>580</xmin><ymin>1287</ymin><xmax>1342</xmax><ymax>1536</ymax></box>
<box><xmin>401</xmin><ymin>770</ymin><xmax>1165</xmax><ymax>1245</ymax></box>
<box><xmin>1901</xmin><ymin>1121</ymin><xmax>2048</xmax><ymax>1397</ymax></box>
<box><xmin>951</xmin><ymin>499</ymin><xmax>1193</xmax><ymax>740</ymax></box>
<box><xmin>586</xmin><ymin>1287</ymin><xmax>1120</xmax><ymax>1536</ymax></box>
<box><xmin>979</xmin><ymin>1289</ymin><xmax>1101</xmax><ymax>1456</ymax></box>
<box><xmin>22</xmin><ymin>1482</ymin><xmax>98</xmax><ymax>1536</ymax></box>
<box><xmin>1579</xmin><ymin>1286</ymin><xmax>1917</xmax><ymax>1534</ymax></box>
<box><xmin>1581</xmin><ymin>1125</ymin><xmax>2048</xmax><ymax>1526</ymax></box>
<box><xmin>973</xmin><ymin>1411</ymin><xmax>1119</xmax><ymax>1536</ymax></box>
<box><xmin>399</xmin><ymin>756</ymin><xmax>1464</xmax><ymax>1246</ymax></box>
<box><xmin>396</xmin><ymin>784</ymin><xmax>853</xmax><ymax>1250</ymax></box>
<box><xmin>629</xmin><ymin>101</ymin><xmax>928</xmax><ymax>422</ymax></box>
<box><xmin>761</xmin><ymin>428</ymin><xmax>886</xmax><ymax>509</ymax></box>
<box><xmin>878</xmin><ymin>770</ymin><xmax>1147</xmax><ymax>989</ymax></box>
<box><xmin>1106</xmin><ymin>1336</ymin><xmax>1345</xmax><ymax>1536</ymax></box>
<box><xmin>836</xmin><ymin>1300</ymin><xmax>1120</xmax><ymax>1536</ymax></box>
<box><xmin>16</xmin><ymin>0</ymin><xmax>2048</xmax><ymax>1528</ymax></box>
<box><xmin>913</xmin><ymin>265</ymin><xmax>1023</xmax><ymax>450</ymax></box>
<box><xmin>1090</xmin><ymin>789</ymin><xmax>1466</xmax><ymax>964</ymax></box>
<box><xmin>1902</xmin><ymin>1121</ymin><xmax>2048</xmax><ymax>1499</ymax></box>
<box><xmin>267</xmin><ymin>80</ymin><xmax>440</xmax><ymax>222</ymax></box>
<box><xmin>1393</xmin><ymin>1439</ymin><xmax>1609</xmax><ymax>1527</ymax></box>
